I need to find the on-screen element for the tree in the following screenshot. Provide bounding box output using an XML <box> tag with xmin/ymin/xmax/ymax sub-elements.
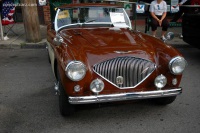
<box><xmin>21</xmin><ymin>0</ymin><xmax>41</xmax><ymax>42</ymax></box>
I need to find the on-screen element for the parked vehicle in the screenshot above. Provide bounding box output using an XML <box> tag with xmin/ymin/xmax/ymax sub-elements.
<box><xmin>47</xmin><ymin>3</ymin><xmax>187</xmax><ymax>116</ymax></box>
<box><xmin>182</xmin><ymin>0</ymin><xmax>200</xmax><ymax>48</ymax></box>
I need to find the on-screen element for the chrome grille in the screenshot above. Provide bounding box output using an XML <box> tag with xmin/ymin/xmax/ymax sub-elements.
<box><xmin>93</xmin><ymin>56</ymin><xmax>156</xmax><ymax>89</ymax></box>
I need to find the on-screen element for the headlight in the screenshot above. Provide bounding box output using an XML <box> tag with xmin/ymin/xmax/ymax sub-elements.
<box><xmin>65</xmin><ymin>61</ymin><xmax>86</xmax><ymax>81</ymax></box>
<box><xmin>166</xmin><ymin>32</ymin><xmax>174</xmax><ymax>41</ymax></box>
<box><xmin>90</xmin><ymin>79</ymin><xmax>104</xmax><ymax>94</ymax></box>
<box><xmin>169</xmin><ymin>56</ymin><xmax>187</xmax><ymax>75</ymax></box>
<box><xmin>154</xmin><ymin>74</ymin><xmax>167</xmax><ymax>89</ymax></box>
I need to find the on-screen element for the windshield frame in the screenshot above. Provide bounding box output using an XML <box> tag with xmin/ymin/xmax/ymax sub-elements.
<box><xmin>54</xmin><ymin>6</ymin><xmax>132</xmax><ymax>31</ymax></box>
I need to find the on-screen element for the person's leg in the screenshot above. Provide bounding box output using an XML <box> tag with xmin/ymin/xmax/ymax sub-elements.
<box><xmin>151</xmin><ymin>17</ymin><xmax>159</xmax><ymax>37</ymax></box>
<box><xmin>152</xmin><ymin>31</ymin><xmax>156</xmax><ymax>37</ymax></box>
<box><xmin>161</xmin><ymin>18</ymin><xmax>169</xmax><ymax>40</ymax></box>
<box><xmin>161</xmin><ymin>30</ymin><xmax>166</xmax><ymax>36</ymax></box>
<box><xmin>170</xmin><ymin>6</ymin><xmax>184</xmax><ymax>22</ymax></box>
<box><xmin>170</xmin><ymin>11</ymin><xmax>183</xmax><ymax>22</ymax></box>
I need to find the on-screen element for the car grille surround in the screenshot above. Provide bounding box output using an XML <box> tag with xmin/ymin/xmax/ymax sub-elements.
<box><xmin>93</xmin><ymin>56</ymin><xmax>156</xmax><ymax>89</ymax></box>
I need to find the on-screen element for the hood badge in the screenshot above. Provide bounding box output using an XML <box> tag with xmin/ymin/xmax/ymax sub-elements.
<box><xmin>116</xmin><ymin>76</ymin><xmax>124</xmax><ymax>85</ymax></box>
<box><xmin>114</xmin><ymin>51</ymin><xmax>132</xmax><ymax>54</ymax></box>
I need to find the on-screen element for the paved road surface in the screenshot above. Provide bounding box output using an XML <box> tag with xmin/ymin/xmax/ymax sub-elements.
<box><xmin>0</xmin><ymin>47</ymin><xmax>200</xmax><ymax>133</ymax></box>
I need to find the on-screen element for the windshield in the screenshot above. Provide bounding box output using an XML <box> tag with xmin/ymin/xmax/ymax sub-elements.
<box><xmin>54</xmin><ymin>6</ymin><xmax>132</xmax><ymax>31</ymax></box>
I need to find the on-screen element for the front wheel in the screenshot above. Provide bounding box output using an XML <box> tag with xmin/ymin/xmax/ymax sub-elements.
<box><xmin>152</xmin><ymin>96</ymin><xmax>177</xmax><ymax>105</ymax></box>
<box><xmin>47</xmin><ymin>51</ymin><xmax>51</xmax><ymax>64</ymax></box>
<box><xmin>57</xmin><ymin>67</ymin><xmax>75</xmax><ymax>116</ymax></box>
<box><xmin>58</xmin><ymin>81</ymin><xmax>75</xmax><ymax>116</ymax></box>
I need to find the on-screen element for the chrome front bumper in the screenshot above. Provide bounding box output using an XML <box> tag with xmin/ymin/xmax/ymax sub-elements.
<box><xmin>69</xmin><ymin>88</ymin><xmax>182</xmax><ymax>104</ymax></box>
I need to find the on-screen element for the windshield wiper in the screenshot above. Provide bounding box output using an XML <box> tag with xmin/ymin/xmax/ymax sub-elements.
<box><xmin>83</xmin><ymin>19</ymin><xmax>96</xmax><ymax>24</ymax></box>
<box><xmin>114</xmin><ymin>21</ymin><xmax>125</xmax><ymax>23</ymax></box>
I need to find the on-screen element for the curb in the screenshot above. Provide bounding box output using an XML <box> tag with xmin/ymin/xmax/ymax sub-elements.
<box><xmin>21</xmin><ymin>39</ymin><xmax>47</xmax><ymax>49</ymax></box>
<box><xmin>0</xmin><ymin>39</ymin><xmax>47</xmax><ymax>49</ymax></box>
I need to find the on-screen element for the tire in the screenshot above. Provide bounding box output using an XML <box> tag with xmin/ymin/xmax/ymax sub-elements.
<box><xmin>47</xmin><ymin>52</ymin><xmax>51</xmax><ymax>64</ymax></box>
<box><xmin>57</xmin><ymin>67</ymin><xmax>75</xmax><ymax>116</ymax></box>
<box><xmin>152</xmin><ymin>96</ymin><xmax>177</xmax><ymax>105</ymax></box>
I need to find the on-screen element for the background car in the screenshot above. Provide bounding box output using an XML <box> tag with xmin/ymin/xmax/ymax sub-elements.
<box><xmin>47</xmin><ymin>3</ymin><xmax>187</xmax><ymax>116</ymax></box>
<box><xmin>182</xmin><ymin>0</ymin><xmax>200</xmax><ymax>48</ymax></box>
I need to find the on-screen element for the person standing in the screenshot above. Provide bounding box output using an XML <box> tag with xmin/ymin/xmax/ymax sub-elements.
<box><xmin>149</xmin><ymin>0</ymin><xmax>169</xmax><ymax>41</ymax></box>
<box><xmin>170</xmin><ymin>0</ymin><xmax>191</xmax><ymax>22</ymax></box>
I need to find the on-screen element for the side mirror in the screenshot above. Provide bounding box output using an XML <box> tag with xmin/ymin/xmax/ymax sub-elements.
<box><xmin>53</xmin><ymin>34</ymin><xmax>63</xmax><ymax>46</ymax></box>
<box><xmin>166</xmin><ymin>32</ymin><xmax>174</xmax><ymax>41</ymax></box>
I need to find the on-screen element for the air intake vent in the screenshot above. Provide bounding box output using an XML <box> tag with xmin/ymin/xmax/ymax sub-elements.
<box><xmin>93</xmin><ymin>56</ymin><xmax>156</xmax><ymax>89</ymax></box>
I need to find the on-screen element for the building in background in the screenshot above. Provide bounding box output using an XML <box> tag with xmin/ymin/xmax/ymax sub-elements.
<box><xmin>5</xmin><ymin>0</ymin><xmax>135</xmax><ymax>25</ymax></box>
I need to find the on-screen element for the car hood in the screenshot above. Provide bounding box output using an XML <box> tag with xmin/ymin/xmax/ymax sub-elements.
<box><xmin>60</xmin><ymin>27</ymin><xmax>157</xmax><ymax>65</ymax></box>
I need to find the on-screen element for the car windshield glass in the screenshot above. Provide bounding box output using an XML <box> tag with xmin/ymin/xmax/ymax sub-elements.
<box><xmin>55</xmin><ymin>6</ymin><xmax>131</xmax><ymax>30</ymax></box>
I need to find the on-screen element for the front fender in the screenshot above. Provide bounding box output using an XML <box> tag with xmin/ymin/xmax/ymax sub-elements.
<box><xmin>47</xmin><ymin>41</ymin><xmax>56</xmax><ymax>78</ymax></box>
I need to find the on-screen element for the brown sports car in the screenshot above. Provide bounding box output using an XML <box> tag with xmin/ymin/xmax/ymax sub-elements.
<box><xmin>47</xmin><ymin>3</ymin><xmax>187</xmax><ymax>116</ymax></box>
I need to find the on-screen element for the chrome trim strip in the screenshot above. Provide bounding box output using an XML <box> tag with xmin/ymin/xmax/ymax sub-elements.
<box><xmin>69</xmin><ymin>88</ymin><xmax>182</xmax><ymax>104</ymax></box>
<box><xmin>122</xmin><ymin>8</ymin><xmax>132</xmax><ymax>29</ymax></box>
<box><xmin>54</xmin><ymin>9</ymin><xmax>60</xmax><ymax>31</ymax></box>
<box><xmin>114</xmin><ymin>51</ymin><xmax>133</xmax><ymax>54</ymax></box>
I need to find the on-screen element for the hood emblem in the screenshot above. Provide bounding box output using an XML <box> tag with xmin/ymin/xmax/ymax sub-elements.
<box><xmin>114</xmin><ymin>51</ymin><xmax>132</xmax><ymax>54</ymax></box>
<box><xmin>116</xmin><ymin>76</ymin><xmax>123</xmax><ymax>85</ymax></box>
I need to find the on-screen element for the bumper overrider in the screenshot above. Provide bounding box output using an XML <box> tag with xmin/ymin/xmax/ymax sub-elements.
<box><xmin>69</xmin><ymin>88</ymin><xmax>182</xmax><ymax>104</ymax></box>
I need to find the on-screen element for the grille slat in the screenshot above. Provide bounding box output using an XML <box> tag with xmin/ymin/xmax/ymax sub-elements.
<box><xmin>126</xmin><ymin>58</ymin><xmax>132</xmax><ymax>87</ymax></box>
<box><xmin>107</xmin><ymin>59</ymin><xmax>112</xmax><ymax>82</ymax></box>
<box><xmin>93</xmin><ymin>57</ymin><xmax>156</xmax><ymax>89</ymax></box>
<box><xmin>140</xmin><ymin>61</ymin><xmax>145</xmax><ymax>79</ymax></box>
<box><xmin>122</xmin><ymin>57</ymin><xmax>129</xmax><ymax>87</ymax></box>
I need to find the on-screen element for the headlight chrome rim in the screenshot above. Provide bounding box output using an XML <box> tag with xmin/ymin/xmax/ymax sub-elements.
<box><xmin>90</xmin><ymin>79</ymin><xmax>104</xmax><ymax>94</ymax></box>
<box><xmin>65</xmin><ymin>61</ymin><xmax>86</xmax><ymax>81</ymax></box>
<box><xmin>169</xmin><ymin>56</ymin><xmax>187</xmax><ymax>75</ymax></box>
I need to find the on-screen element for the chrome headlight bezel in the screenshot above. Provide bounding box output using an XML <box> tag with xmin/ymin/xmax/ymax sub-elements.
<box><xmin>169</xmin><ymin>56</ymin><xmax>187</xmax><ymax>75</ymax></box>
<box><xmin>90</xmin><ymin>79</ymin><xmax>104</xmax><ymax>94</ymax></box>
<box><xmin>65</xmin><ymin>61</ymin><xmax>86</xmax><ymax>81</ymax></box>
<box><xmin>154</xmin><ymin>74</ymin><xmax>167</xmax><ymax>89</ymax></box>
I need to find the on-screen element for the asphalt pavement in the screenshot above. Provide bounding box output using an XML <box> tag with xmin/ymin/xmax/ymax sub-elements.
<box><xmin>0</xmin><ymin>48</ymin><xmax>200</xmax><ymax>133</ymax></box>
<box><xmin>0</xmin><ymin>20</ymin><xmax>199</xmax><ymax>133</ymax></box>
